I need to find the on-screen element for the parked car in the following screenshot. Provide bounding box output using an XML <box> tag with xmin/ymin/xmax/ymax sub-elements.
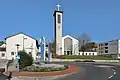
<box><xmin>74</xmin><ymin>60</ymin><xmax>82</xmax><ymax>62</ymax></box>
<box><xmin>83</xmin><ymin>60</ymin><xmax>95</xmax><ymax>62</ymax></box>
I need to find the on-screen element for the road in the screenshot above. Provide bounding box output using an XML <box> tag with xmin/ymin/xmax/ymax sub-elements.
<box><xmin>54</xmin><ymin>62</ymin><xmax>120</xmax><ymax>80</ymax></box>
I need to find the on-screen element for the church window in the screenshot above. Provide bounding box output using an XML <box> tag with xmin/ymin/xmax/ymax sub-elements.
<box><xmin>58</xmin><ymin>14</ymin><xmax>61</xmax><ymax>23</ymax></box>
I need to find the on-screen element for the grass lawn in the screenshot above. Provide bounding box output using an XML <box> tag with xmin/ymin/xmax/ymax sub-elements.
<box><xmin>53</xmin><ymin>55</ymin><xmax>117</xmax><ymax>60</ymax></box>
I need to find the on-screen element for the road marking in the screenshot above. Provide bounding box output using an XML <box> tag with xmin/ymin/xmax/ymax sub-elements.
<box><xmin>95</xmin><ymin>65</ymin><xmax>114</xmax><ymax>68</ymax></box>
<box><xmin>108</xmin><ymin>69</ymin><xmax>116</xmax><ymax>79</ymax></box>
<box><xmin>114</xmin><ymin>72</ymin><xmax>116</xmax><ymax>75</ymax></box>
<box><xmin>108</xmin><ymin>75</ymin><xmax>113</xmax><ymax>79</ymax></box>
<box><xmin>112</xmin><ymin>69</ymin><xmax>115</xmax><ymax>72</ymax></box>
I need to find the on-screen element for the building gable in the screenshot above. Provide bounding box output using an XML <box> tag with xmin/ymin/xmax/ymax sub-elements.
<box><xmin>5</xmin><ymin>32</ymin><xmax>39</xmax><ymax>49</ymax></box>
<box><xmin>63</xmin><ymin>35</ymin><xmax>78</xmax><ymax>42</ymax></box>
<box><xmin>5</xmin><ymin>32</ymin><xmax>37</xmax><ymax>41</ymax></box>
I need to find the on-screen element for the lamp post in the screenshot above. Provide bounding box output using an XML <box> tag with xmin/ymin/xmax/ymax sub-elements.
<box><xmin>82</xmin><ymin>40</ymin><xmax>85</xmax><ymax>55</ymax></box>
<box><xmin>58</xmin><ymin>43</ymin><xmax>62</xmax><ymax>64</ymax></box>
<box><xmin>15</xmin><ymin>44</ymin><xmax>20</xmax><ymax>72</ymax></box>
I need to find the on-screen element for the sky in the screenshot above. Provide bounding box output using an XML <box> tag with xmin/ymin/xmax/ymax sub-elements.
<box><xmin>0</xmin><ymin>0</ymin><xmax>120</xmax><ymax>43</ymax></box>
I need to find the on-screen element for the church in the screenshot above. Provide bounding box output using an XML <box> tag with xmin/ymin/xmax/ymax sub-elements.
<box><xmin>53</xmin><ymin>5</ymin><xmax>97</xmax><ymax>56</ymax></box>
<box><xmin>53</xmin><ymin>5</ymin><xmax>79</xmax><ymax>56</ymax></box>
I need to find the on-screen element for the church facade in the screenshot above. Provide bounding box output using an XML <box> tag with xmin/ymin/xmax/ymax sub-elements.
<box><xmin>62</xmin><ymin>35</ymin><xmax>79</xmax><ymax>55</ymax></box>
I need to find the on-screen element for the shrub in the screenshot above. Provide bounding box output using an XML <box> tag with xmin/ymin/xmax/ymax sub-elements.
<box><xmin>22</xmin><ymin>64</ymin><xmax>69</xmax><ymax>72</ymax></box>
<box><xmin>18</xmin><ymin>51</ymin><xmax>33</xmax><ymax>69</ymax></box>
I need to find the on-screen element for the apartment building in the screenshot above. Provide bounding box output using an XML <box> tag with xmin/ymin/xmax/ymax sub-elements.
<box><xmin>98</xmin><ymin>40</ymin><xmax>120</xmax><ymax>58</ymax></box>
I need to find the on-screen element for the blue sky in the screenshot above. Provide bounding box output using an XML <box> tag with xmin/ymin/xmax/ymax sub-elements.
<box><xmin>0</xmin><ymin>0</ymin><xmax>120</xmax><ymax>42</ymax></box>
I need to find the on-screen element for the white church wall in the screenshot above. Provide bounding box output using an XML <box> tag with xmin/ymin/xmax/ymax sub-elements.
<box><xmin>6</xmin><ymin>33</ymin><xmax>38</xmax><ymax>60</ymax></box>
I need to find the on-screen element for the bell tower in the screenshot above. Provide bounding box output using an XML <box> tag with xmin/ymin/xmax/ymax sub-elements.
<box><xmin>53</xmin><ymin>4</ymin><xmax>63</xmax><ymax>55</ymax></box>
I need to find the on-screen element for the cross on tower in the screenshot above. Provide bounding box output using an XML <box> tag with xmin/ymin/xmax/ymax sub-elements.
<box><xmin>56</xmin><ymin>4</ymin><xmax>61</xmax><ymax>11</ymax></box>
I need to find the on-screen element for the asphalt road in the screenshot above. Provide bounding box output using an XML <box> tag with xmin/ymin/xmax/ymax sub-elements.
<box><xmin>54</xmin><ymin>62</ymin><xmax>120</xmax><ymax>80</ymax></box>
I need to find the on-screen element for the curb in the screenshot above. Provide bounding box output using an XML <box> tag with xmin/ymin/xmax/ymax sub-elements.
<box><xmin>4</xmin><ymin>65</ymin><xmax>80</xmax><ymax>77</ymax></box>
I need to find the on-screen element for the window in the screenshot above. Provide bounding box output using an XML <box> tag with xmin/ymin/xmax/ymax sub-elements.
<box><xmin>58</xmin><ymin>14</ymin><xmax>61</xmax><ymax>23</ymax></box>
<box><xmin>0</xmin><ymin>48</ymin><xmax>6</xmax><ymax>51</ymax></box>
<box><xmin>11</xmin><ymin>52</ymin><xmax>14</xmax><ymax>55</ymax></box>
<box><xmin>70</xmin><ymin>51</ymin><xmax>72</xmax><ymax>55</ymax></box>
<box><xmin>89</xmin><ymin>53</ymin><xmax>91</xmax><ymax>55</ymax></box>
<box><xmin>1</xmin><ymin>53</ymin><xmax>5</xmax><ymax>57</ymax></box>
<box><xmin>105</xmin><ymin>47</ymin><xmax>108</xmax><ymax>49</ymax></box>
<box><xmin>105</xmin><ymin>43</ymin><xmax>108</xmax><ymax>46</ymax></box>
<box><xmin>82</xmin><ymin>53</ymin><xmax>84</xmax><ymax>56</ymax></box>
<box><xmin>105</xmin><ymin>50</ymin><xmax>108</xmax><ymax>53</ymax></box>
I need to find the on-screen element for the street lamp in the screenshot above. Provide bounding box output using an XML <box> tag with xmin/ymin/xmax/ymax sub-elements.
<box><xmin>15</xmin><ymin>44</ymin><xmax>20</xmax><ymax>72</ymax></box>
<box><xmin>82</xmin><ymin>40</ymin><xmax>85</xmax><ymax>55</ymax></box>
<box><xmin>58</xmin><ymin>43</ymin><xmax>62</xmax><ymax>64</ymax></box>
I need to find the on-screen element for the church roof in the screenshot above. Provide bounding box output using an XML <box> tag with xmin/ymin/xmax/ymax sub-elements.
<box><xmin>62</xmin><ymin>35</ymin><xmax>78</xmax><ymax>41</ymax></box>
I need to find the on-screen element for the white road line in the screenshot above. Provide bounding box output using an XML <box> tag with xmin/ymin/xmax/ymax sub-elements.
<box><xmin>112</xmin><ymin>69</ymin><xmax>115</xmax><ymax>72</ymax></box>
<box><xmin>108</xmin><ymin>75</ymin><xmax>113</xmax><ymax>79</ymax></box>
<box><xmin>114</xmin><ymin>71</ymin><xmax>116</xmax><ymax>75</ymax></box>
<box><xmin>95</xmin><ymin>65</ymin><xmax>114</xmax><ymax>68</ymax></box>
<box><xmin>108</xmin><ymin>69</ymin><xmax>116</xmax><ymax>79</ymax></box>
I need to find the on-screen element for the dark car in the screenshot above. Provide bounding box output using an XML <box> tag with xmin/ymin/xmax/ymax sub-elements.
<box><xmin>83</xmin><ymin>60</ymin><xmax>95</xmax><ymax>62</ymax></box>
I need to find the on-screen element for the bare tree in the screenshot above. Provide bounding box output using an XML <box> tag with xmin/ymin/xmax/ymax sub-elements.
<box><xmin>77</xmin><ymin>33</ymin><xmax>91</xmax><ymax>51</ymax></box>
<box><xmin>80</xmin><ymin>33</ymin><xmax>91</xmax><ymax>44</ymax></box>
<box><xmin>48</xmin><ymin>40</ymin><xmax>56</xmax><ymax>56</ymax></box>
<box><xmin>77</xmin><ymin>35</ymin><xmax>82</xmax><ymax>51</ymax></box>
